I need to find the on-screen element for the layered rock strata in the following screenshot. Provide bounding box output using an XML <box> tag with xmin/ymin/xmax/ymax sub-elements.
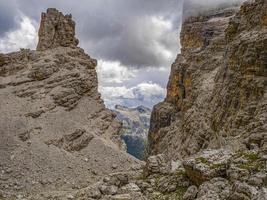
<box><xmin>0</xmin><ymin>8</ymin><xmax>140</xmax><ymax>199</ymax></box>
<box><xmin>1</xmin><ymin>0</ymin><xmax>267</xmax><ymax>199</ymax></box>
<box><xmin>149</xmin><ymin>0</ymin><xmax>267</xmax><ymax>160</ymax></box>
<box><xmin>146</xmin><ymin>0</ymin><xmax>267</xmax><ymax>199</ymax></box>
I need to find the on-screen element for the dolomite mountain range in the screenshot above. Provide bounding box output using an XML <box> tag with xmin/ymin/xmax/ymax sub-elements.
<box><xmin>0</xmin><ymin>0</ymin><xmax>266</xmax><ymax>199</ymax></box>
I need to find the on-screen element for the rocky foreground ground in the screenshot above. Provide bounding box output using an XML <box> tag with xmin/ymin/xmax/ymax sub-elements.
<box><xmin>0</xmin><ymin>0</ymin><xmax>266</xmax><ymax>199</ymax></box>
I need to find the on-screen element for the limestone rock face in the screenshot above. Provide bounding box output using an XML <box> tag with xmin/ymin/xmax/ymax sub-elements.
<box><xmin>147</xmin><ymin>1</ymin><xmax>267</xmax><ymax>199</ymax></box>
<box><xmin>144</xmin><ymin>154</ymin><xmax>170</xmax><ymax>176</ymax></box>
<box><xmin>149</xmin><ymin>1</ymin><xmax>267</xmax><ymax>160</ymax></box>
<box><xmin>0</xmin><ymin>8</ymin><xmax>140</xmax><ymax>199</ymax></box>
<box><xmin>37</xmin><ymin>8</ymin><xmax>79</xmax><ymax>51</ymax></box>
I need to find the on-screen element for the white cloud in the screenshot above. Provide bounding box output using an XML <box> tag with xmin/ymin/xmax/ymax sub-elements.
<box><xmin>112</xmin><ymin>14</ymin><xmax>178</xmax><ymax>68</ymax></box>
<box><xmin>150</xmin><ymin>16</ymin><xmax>177</xmax><ymax>62</ymax></box>
<box><xmin>99</xmin><ymin>82</ymin><xmax>166</xmax><ymax>108</ymax></box>
<box><xmin>99</xmin><ymin>86</ymin><xmax>136</xmax><ymax>99</ymax></box>
<box><xmin>97</xmin><ymin>60</ymin><xmax>138</xmax><ymax>85</ymax></box>
<box><xmin>0</xmin><ymin>15</ymin><xmax>37</xmax><ymax>53</ymax></box>
<box><xmin>133</xmin><ymin>82</ymin><xmax>166</xmax><ymax>100</ymax></box>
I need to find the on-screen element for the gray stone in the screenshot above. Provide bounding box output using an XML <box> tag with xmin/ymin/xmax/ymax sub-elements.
<box><xmin>144</xmin><ymin>154</ymin><xmax>170</xmax><ymax>176</ymax></box>
<box><xmin>99</xmin><ymin>185</ymin><xmax>118</xmax><ymax>195</ymax></box>
<box><xmin>183</xmin><ymin>149</ymin><xmax>232</xmax><ymax>185</ymax></box>
<box><xmin>197</xmin><ymin>178</ymin><xmax>231</xmax><ymax>200</ymax></box>
<box><xmin>183</xmin><ymin>186</ymin><xmax>198</xmax><ymax>200</ymax></box>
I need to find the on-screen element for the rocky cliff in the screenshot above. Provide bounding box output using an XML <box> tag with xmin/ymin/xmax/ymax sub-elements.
<box><xmin>0</xmin><ymin>8</ymin><xmax>140</xmax><ymax>199</ymax></box>
<box><xmin>145</xmin><ymin>0</ymin><xmax>267</xmax><ymax>199</ymax></box>
<box><xmin>0</xmin><ymin>1</ymin><xmax>267</xmax><ymax>200</ymax></box>
<box><xmin>37</xmin><ymin>8</ymin><xmax>79</xmax><ymax>51</ymax></box>
<box><xmin>149</xmin><ymin>5</ymin><xmax>238</xmax><ymax>157</ymax></box>
<box><xmin>149</xmin><ymin>0</ymin><xmax>267</xmax><ymax>160</ymax></box>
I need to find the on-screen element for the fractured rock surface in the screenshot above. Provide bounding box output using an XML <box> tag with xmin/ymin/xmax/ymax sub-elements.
<box><xmin>0</xmin><ymin>8</ymin><xmax>140</xmax><ymax>199</ymax></box>
<box><xmin>147</xmin><ymin>0</ymin><xmax>267</xmax><ymax>199</ymax></box>
<box><xmin>1</xmin><ymin>0</ymin><xmax>267</xmax><ymax>199</ymax></box>
<box><xmin>149</xmin><ymin>0</ymin><xmax>267</xmax><ymax>161</ymax></box>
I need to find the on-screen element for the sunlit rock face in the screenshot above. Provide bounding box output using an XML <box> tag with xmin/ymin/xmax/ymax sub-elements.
<box><xmin>149</xmin><ymin>0</ymin><xmax>267</xmax><ymax>160</ymax></box>
<box><xmin>0</xmin><ymin>8</ymin><xmax>141</xmax><ymax>198</ymax></box>
<box><xmin>149</xmin><ymin>6</ymin><xmax>239</xmax><ymax>158</ymax></box>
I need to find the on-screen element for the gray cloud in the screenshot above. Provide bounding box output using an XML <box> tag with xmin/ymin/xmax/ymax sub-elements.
<box><xmin>0</xmin><ymin>0</ymin><xmax>246</xmax><ymax>66</ymax></box>
<box><xmin>0</xmin><ymin>0</ymin><xmax>20</xmax><ymax>36</ymax></box>
<box><xmin>183</xmin><ymin>0</ymin><xmax>245</xmax><ymax>18</ymax></box>
<box><xmin>99</xmin><ymin>82</ymin><xmax>166</xmax><ymax>109</ymax></box>
<box><xmin>0</xmin><ymin>0</ymin><xmax>183</xmax><ymax>68</ymax></box>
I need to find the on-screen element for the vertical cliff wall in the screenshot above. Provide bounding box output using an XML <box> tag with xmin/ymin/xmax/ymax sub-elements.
<box><xmin>149</xmin><ymin>0</ymin><xmax>267</xmax><ymax>160</ymax></box>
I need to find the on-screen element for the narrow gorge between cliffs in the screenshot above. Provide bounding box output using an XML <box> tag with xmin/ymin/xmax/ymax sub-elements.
<box><xmin>0</xmin><ymin>0</ymin><xmax>266</xmax><ymax>199</ymax></box>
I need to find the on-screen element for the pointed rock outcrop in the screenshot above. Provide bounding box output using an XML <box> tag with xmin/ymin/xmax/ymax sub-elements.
<box><xmin>37</xmin><ymin>8</ymin><xmax>79</xmax><ymax>51</ymax></box>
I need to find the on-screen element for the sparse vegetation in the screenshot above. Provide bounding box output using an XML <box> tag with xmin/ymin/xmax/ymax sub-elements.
<box><xmin>210</xmin><ymin>162</ymin><xmax>226</xmax><ymax>170</ymax></box>
<box><xmin>196</xmin><ymin>157</ymin><xmax>209</xmax><ymax>164</ymax></box>
<box><xmin>175</xmin><ymin>186</ymin><xmax>188</xmax><ymax>199</ymax></box>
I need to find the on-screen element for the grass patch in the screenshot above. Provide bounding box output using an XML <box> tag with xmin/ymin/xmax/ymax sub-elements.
<box><xmin>175</xmin><ymin>186</ymin><xmax>188</xmax><ymax>198</ymax></box>
<box><xmin>234</xmin><ymin>151</ymin><xmax>264</xmax><ymax>173</ymax></box>
<box><xmin>237</xmin><ymin>161</ymin><xmax>265</xmax><ymax>173</ymax></box>
<box><xmin>210</xmin><ymin>163</ymin><xmax>226</xmax><ymax>170</ymax></box>
<box><xmin>237</xmin><ymin>152</ymin><xmax>265</xmax><ymax>173</ymax></box>
<box><xmin>176</xmin><ymin>169</ymin><xmax>186</xmax><ymax>177</ymax></box>
<box><xmin>195</xmin><ymin>157</ymin><xmax>226</xmax><ymax>171</ymax></box>
<box><xmin>243</xmin><ymin>152</ymin><xmax>259</xmax><ymax>161</ymax></box>
<box><xmin>196</xmin><ymin>157</ymin><xmax>209</xmax><ymax>164</ymax></box>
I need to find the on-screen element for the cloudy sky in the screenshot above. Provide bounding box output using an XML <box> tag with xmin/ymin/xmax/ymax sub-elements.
<box><xmin>0</xmin><ymin>0</ymin><xmax>244</xmax><ymax>108</ymax></box>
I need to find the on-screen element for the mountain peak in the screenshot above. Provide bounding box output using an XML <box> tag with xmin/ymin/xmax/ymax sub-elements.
<box><xmin>114</xmin><ymin>104</ymin><xmax>151</xmax><ymax>114</ymax></box>
<box><xmin>37</xmin><ymin>8</ymin><xmax>79</xmax><ymax>51</ymax></box>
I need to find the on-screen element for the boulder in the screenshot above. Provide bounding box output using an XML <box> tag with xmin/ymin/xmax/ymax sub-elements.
<box><xmin>99</xmin><ymin>185</ymin><xmax>118</xmax><ymax>196</ymax></box>
<box><xmin>196</xmin><ymin>178</ymin><xmax>231</xmax><ymax>200</ymax></box>
<box><xmin>183</xmin><ymin>186</ymin><xmax>198</xmax><ymax>200</ymax></box>
<box><xmin>144</xmin><ymin>154</ymin><xmax>170</xmax><ymax>176</ymax></box>
<box><xmin>183</xmin><ymin>149</ymin><xmax>232</xmax><ymax>185</ymax></box>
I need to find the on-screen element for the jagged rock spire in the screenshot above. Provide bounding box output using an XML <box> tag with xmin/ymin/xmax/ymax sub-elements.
<box><xmin>37</xmin><ymin>8</ymin><xmax>79</xmax><ymax>51</ymax></box>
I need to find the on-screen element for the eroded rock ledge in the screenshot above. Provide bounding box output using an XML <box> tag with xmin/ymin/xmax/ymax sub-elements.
<box><xmin>149</xmin><ymin>0</ymin><xmax>267</xmax><ymax>160</ymax></box>
<box><xmin>0</xmin><ymin>8</ymin><xmax>140</xmax><ymax>199</ymax></box>
<box><xmin>1</xmin><ymin>1</ymin><xmax>267</xmax><ymax>199</ymax></box>
<box><xmin>145</xmin><ymin>0</ymin><xmax>267</xmax><ymax>199</ymax></box>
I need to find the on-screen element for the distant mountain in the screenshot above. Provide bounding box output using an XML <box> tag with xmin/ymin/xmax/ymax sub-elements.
<box><xmin>113</xmin><ymin>105</ymin><xmax>151</xmax><ymax>160</ymax></box>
